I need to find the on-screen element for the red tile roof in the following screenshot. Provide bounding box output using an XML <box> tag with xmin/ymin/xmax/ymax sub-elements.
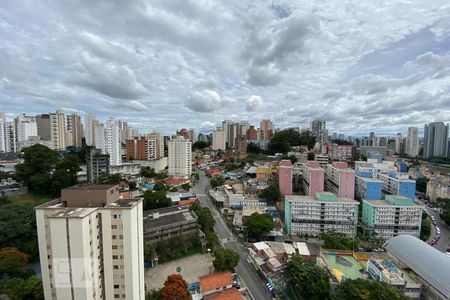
<box><xmin>203</xmin><ymin>288</ymin><xmax>243</xmax><ymax>300</ymax></box>
<box><xmin>199</xmin><ymin>271</ymin><xmax>233</xmax><ymax>292</ymax></box>
<box><xmin>164</xmin><ymin>178</ymin><xmax>190</xmax><ymax>185</ymax></box>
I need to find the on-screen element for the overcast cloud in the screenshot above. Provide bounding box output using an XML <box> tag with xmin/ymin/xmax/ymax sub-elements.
<box><xmin>1</xmin><ymin>0</ymin><xmax>450</xmax><ymax>135</ymax></box>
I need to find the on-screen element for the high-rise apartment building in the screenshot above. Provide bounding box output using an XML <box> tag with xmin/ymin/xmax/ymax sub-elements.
<box><xmin>36</xmin><ymin>114</ymin><xmax>51</xmax><ymax>142</ymax></box>
<box><xmin>5</xmin><ymin>121</ymin><xmax>16</xmax><ymax>152</ymax></box>
<box><xmin>168</xmin><ymin>136</ymin><xmax>192</xmax><ymax>178</ymax></box>
<box><xmin>86</xmin><ymin>148</ymin><xmax>110</xmax><ymax>184</ymax></box>
<box><xmin>279</xmin><ymin>160</ymin><xmax>293</xmax><ymax>196</ymax></box>
<box><xmin>189</xmin><ymin>128</ymin><xmax>196</xmax><ymax>143</ymax></box>
<box><xmin>84</xmin><ymin>114</ymin><xmax>98</xmax><ymax>146</ymax></box>
<box><xmin>395</xmin><ymin>133</ymin><xmax>403</xmax><ymax>154</ymax></box>
<box><xmin>259</xmin><ymin>119</ymin><xmax>273</xmax><ymax>141</ymax></box>
<box><xmin>234</xmin><ymin>135</ymin><xmax>247</xmax><ymax>155</ymax></box>
<box><xmin>246</xmin><ymin>126</ymin><xmax>257</xmax><ymax>140</ymax></box>
<box><xmin>377</xmin><ymin>172</ymin><xmax>416</xmax><ymax>200</ymax></box>
<box><xmin>310</xmin><ymin>119</ymin><xmax>327</xmax><ymax>145</ymax></box>
<box><xmin>405</xmin><ymin>127</ymin><xmax>419</xmax><ymax>157</ymax></box>
<box><xmin>15</xmin><ymin>114</ymin><xmax>38</xmax><ymax>143</ymax></box>
<box><xmin>423</xmin><ymin>122</ymin><xmax>449</xmax><ymax>158</ymax></box>
<box><xmin>126</xmin><ymin>137</ymin><xmax>149</xmax><ymax>161</ymax></box>
<box><xmin>302</xmin><ymin>161</ymin><xmax>324</xmax><ymax>197</ymax></box>
<box><xmin>50</xmin><ymin>110</ymin><xmax>66</xmax><ymax>150</ymax></box>
<box><xmin>35</xmin><ymin>185</ymin><xmax>144</xmax><ymax>300</ymax></box>
<box><xmin>212</xmin><ymin>128</ymin><xmax>226</xmax><ymax>151</ymax></box>
<box><xmin>0</xmin><ymin>113</ymin><xmax>7</xmax><ymax>153</ymax></box>
<box><xmin>95</xmin><ymin>120</ymin><xmax>121</xmax><ymax>166</ymax></box>
<box><xmin>222</xmin><ymin>120</ymin><xmax>234</xmax><ymax>148</ymax></box>
<box><xmin>147</xmin><ymin>131</ymin><xmax>164</xmax><ymax>159</ymax></box>
<box><xmin>66</xmin><ymin>114</ymin><xmax>83</xmax><ymax>148</ymax></box>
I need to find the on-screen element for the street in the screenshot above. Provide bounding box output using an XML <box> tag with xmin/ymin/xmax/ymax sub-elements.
<box><xmin>418</xmin><ymin>200</ymin><xmax>450</xmax><ymax>252</ymax></box>
<box><xmin>192</xmin><ymin>171</ymin><xmax>272</xmax><ymax>300</ymax></box>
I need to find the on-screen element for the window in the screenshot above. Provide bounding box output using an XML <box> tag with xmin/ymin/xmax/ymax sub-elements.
<box><xmin>114</xmin><ymin>285</ymin><xmax>119</xmax><ymax>289</ymax></box>
<box><xmin>113</xmin><ymin>265</ymin><xmax>119</xmax><ymax>270</ymax></box>
<box><xmin>112</xmin><ymin>235</ymin><xmax>117</xmax><ymax>239</ymax></box>
<box><xmin>114</xmin><ymin>294</ymin><xmax>120</xmax><ymax>299</ymax></box>
<box><xmin>113</xmin><ymin>255</ymin><xmax>118</xmax><ymax>260</ymax></box>
<box><xmin>112</xmin><ymin>225</ymin><xmax>117</xmax><ymax>229</ymax></box>
<box><xmin>112</xmin><ymin>245</ymin><xmax>118</xmax><ymax>250</ymax></box>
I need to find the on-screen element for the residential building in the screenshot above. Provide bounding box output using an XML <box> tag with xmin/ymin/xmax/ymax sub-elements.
<box><xmin>5</xmin><ymin>121</ymin><xmax>16</xmax><ymax>152</ymax></box>
<box><xmin>395</xmin><ymin>133</ymin><xmax>403</xmax><ymax>154</ymax></box>
<box><xmin>168</xmin><ymin>136</ymin><xmax>192</xmax><ymax>178</ymax></box>
<box><xmin>302</xmin><ymin>161</ymin><xmax>324</xmax><ymax>197</ymax></box>
<box><xmin>355</xmin><ymin>176</ymin><xmax>383</xmax><ymax>200</ymax></box>
<box><xmin>234</xmin><ymin>135</ymin><xmax>247</xmax><ymax>155</ymax></box>
<box><xmin>15</xmin><ymin>114</ymin><xmax>38</xmax><ymax>149</ymax></box>
<box><xmin>325</xmin><ymin>143</ymin><xmax>355</xmax><ymax>161</ymax></box>
<box><xmin>314</xmin><ymin>153</ymin><xmax>329</xmax><ymax>168</ymax></box>
<box><xmin>189</xmin><ymin>128</ymin><xmax>196</xmax><ymax>143</ymax></box>
<box><xmin>362</xmin><ymin>195</ymin><xmax>424</xmax><ymax>240</ymax></box>
<box><xmin>121</xmin><ymin>126</ymin><xmax>138</xmax><ymax>143</ymax></box>
<box><xmin>86</xmin><ymin>148</ymin><xmax>110</xmax><ymax>184</ymax></box>
<box><xmin>0</xmin><ymin>113</ymin><xmax>7</xmax><ymax>153</ymax></box>
<box><xmin>406</xmin><ymin>127</ymin><xmax>419</xmax><ymax>157</ymax></box>
<box><xmin>147</xmin><ymin>131</ymin><xmax>164</xmax><ymax>159</ymax></box>
<box><xmin>142</xmin><ymin>205</ymin><xmax>198</xmax><ymax>245</ymax></box>
<box><xmin>426</xmin><ymin>179</ymin><xmax>450</xmax><ymax>203</ymax></box>
<box><xmin>310</xmin><ymin>119</ymin><xmax>327</xmax><ymax>145</ymax></box>
<box><xmin>84</xmin><ymin>113</ymin><xmax>98</xmax><ymax>146</ymax></box>
<box><xmin>199</xmin><ymin>272</ymin><xmax>236</xmax><ymax>298</ymax></box>
<box><xmin>212</xmin><ymin>128</ymin><xmax>226</xmax><ymax>151</ymax></box>
<box><xmin>285</xmin><ymin>192</ymin><xmax>359</xmax><ymax>236</ymax></box>
<box><xmin>49</xmin><ymin>110</ymin><xmax>66</xmax><ymax>150</ymax></box>
<box><xmin>66</xmin><ymin>114</ymin><xmax>83</xmax><ymax>148</ymax></box>
<box><xmin>423</xmin><ymin>122</ymin><xmax>449</xmax><ymax>158</ymax></box>
<box><xmin>355</xmin><ymin>159</ymin><xmax>398</xmax><ymax>177</ymax></box>
<box><xmin>325</xmin><ymin>162</ymin><xmax>355</xmax><ymax>198</ymax></box>
<box><xmin>36</xmin><ymin>114</ymin><xmax>51</xmax><ymax>142</ymax></box>
<box><xmin>377</xmin><ymin>172</ymin><xmax>416</xmax><ymax>200</ymax></box>
<box><xmin>384</xmin><ymin>235</ymin><xmax>450</xmax><ymax>300</ymax></box>
<box><xmin>126</xmin><ymin>137</ymin><xmax>148</xmax><ymax>161</ymax></box>
<box><xmin>260</xmin><ymin>119</ymin><xmax>273</xmax><ymax>141</ymax></box>
<box><xmin>246</xmin><ymin>125</ymin><xmax>257</xmax><ymax>140</ymax></box>
<box><xmin>279</xmin><ymin>160</ymin><xmax>293</xmax><ymax>196</ymax></box>
<box><xmin>35</xmin><ymin>185</ymin><xmax>145</xmax><ymax>300</ymax></box>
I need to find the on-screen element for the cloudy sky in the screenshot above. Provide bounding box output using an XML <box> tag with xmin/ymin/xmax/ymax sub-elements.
<box><xmin>1</xmin><ymin>0</ymin><xmax>450</xmax><ymax>135</ymax></box>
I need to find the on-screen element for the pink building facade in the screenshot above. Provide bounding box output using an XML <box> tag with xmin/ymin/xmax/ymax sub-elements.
<box><xmin>302</xmin><ymin>162</ymin><xmax>325</xmax><ymax>197</ymax></box>
<box><xmin>279</xmin><ymin>160</ymin><xmax>293</xmax><ymax>196</ymax></box>
<box><xmin>325</xmin><ymin>162</ymin><xmax>355</xmax><ymax>198</ymax></box>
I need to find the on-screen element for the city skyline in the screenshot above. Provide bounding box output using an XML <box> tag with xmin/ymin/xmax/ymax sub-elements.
<box><xmin>1</xmin><ymin>1</ymin><xmax>450</xmax><ymax>134</ymax></box>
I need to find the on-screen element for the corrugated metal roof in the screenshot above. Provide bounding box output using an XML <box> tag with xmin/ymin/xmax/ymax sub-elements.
<box><xmin>384</xmin><ymin>235</ymin><xmax>450</xmax><ymax>299</ymax></box>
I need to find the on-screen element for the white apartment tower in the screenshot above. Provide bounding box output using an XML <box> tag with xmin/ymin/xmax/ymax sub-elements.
<box><xmin>212</xmin><ymin>128</ymin><xmax>226</xmax><ymax>151</ymax></box>
<box><xmin>35</xmin><ymin>185</ymin><xmax>144</xmax><ymax>300</ymax></box>
<box><xmin>405</xmin><ymin>127</ymin><xmax>419</xmax><ymax>157</ymax></box>
<box><xmin>94</xmin><ymin>120</ymin><xmax>122</xmax><ymax>166</ymax></box>
<box><xmin>168</xmin><ymin>136</ymin><xmax>192</xmax><ymax>178</ymax></box>
<box><xmin>50</xmin><ymin>110</ymin><xmax>66</xmax><ymax>150</ymax></box>
<box><xmin>84</xmin><ymin>114</ymin><xmax>97</xmax><ymax>146</ymax></box>
<box><xmin>147</xmin><ymin>131</ymin><xmax>164</xmax><ymax>159</ymax></box>
<box><xmin>67</xmin><ymin>114</ymin><xmax>84</xmax><ymax>148</ymax></box>
<box><xmin>310</xmin><ymin>119</ymin><xmax>327</xmax><ymax>145</ymax></box>
<box><xmin>0</xmin><ymin>113</ymin><xmax>7</xmax><ymax>152</ymax></box>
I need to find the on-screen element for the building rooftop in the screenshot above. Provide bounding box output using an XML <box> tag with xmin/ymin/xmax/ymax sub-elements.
<box><xmin>64</xmin><ymin>184</ymin><xmax>116</xmax><ymax>190</ymax></box>
<box><xmin>144</xmin><ymin>211</ymin><xmax>196</xmax><ymax>228</ymax></box>
<box><xmin>143</xmin><ymin>205</ymin><xmax>190</xmax><ymax>216</ymax></box>
<box><xmin>286</xmin><ymin>194</ymin><xmax>359</xmax><ymax>204</ymax></box>
<box><xmin>356</xmin><ymin>176</ymin><xmax>383</xmax><ymax>183</ymax></box>
<box><xmin>106</xmin><ymin>198</ymin><xmax>141</xmax><ymax>208</ymax></box>
<box><xmin>199</xmin><ymin>271</ymin><xmax>233</xmax><ymax>292</ymax></box>
<box><xmin>203</xmin><ymin>288</ymin><xmax>243</xmax><ymax>300</ymax></box>
<box><xmin>47</xmin><ymin>207</ymin><xmax>98</xmax><ymax>218</ymax></box>
<box><xmin>384</xmin><ymin>235</ymin><xmax>450</xmax><ymax>298</ymax></box>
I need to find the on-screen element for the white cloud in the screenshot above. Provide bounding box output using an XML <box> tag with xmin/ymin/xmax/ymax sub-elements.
<box><xmin>185</xmin><ymin>89</ymin><xmax>235</xmax><ymax>113</ymax></box>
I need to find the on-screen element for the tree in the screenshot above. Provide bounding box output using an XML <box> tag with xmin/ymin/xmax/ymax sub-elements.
<box><xmin>334</xmin><ymin>279</ymin><xmax>409</xmax><ymax>300</ymax></box>
<box><xmin>191</xmin><ymin>203</ymin><xmax>215</xmax><ymax>234</ymax></box>
<box><xmin>0</xmin><ymin>276</ymin><xmax>44</xmax><ymax>300</ymax></box>
<box><xmin>153</xmin><ymin>181</ymin><xmax>167</xmax><ymax>191</ymax></box>
<box><xmin>143</xmin><ymin>190</ymin><xmax>172</xmax><ymax>211</ymax></box>
<box><xmin>213</xmin><ymin>248</ymin><xmax>240</xmax><ymax>272</ymax></box>
<box><xmin>141</xmin><ymin>167</ymin><xmax>157</xmax><ymax>178</ymax></box>
<box><xmin>307</xmin><ymin>152</ymin><xmax>315</xmax><ymax>161</ymax></box>
<box><xmin>420</xmin><ymin>212</ymin><xmax>431</xmax><ymax>241</ymax></box>
<box><xmin>206</xmin><ymin>232</ymin><xmax>219</xmax><ymax>249</ymax></box>
<box><xmin>267</xmin><ymin>129</ymin><xmax>316</xmax><ymax>154</ymax></box>
<box><xmin>247</xmin><ymin>142</ymin><xmax>262</xmax><ymax>154</ymax></box>
<box><xmin>244</xmin><ymin>213</ymin><xmax>274</xmax><ymax>241</ymax></box>
<box><xmin>259</xmin><ymin>181</ymin><xmax>281</xmax><ymax>204</ymax></box>
<box><xmin>288</xmin><ymin>155</ymin><xmax>298</xmax><ymax>164</ymax></box>
<box><xmin>160</xmin><ymin>274</ymin><xmax>191</xmax><ymax>300</ymax></box>
<box><xmin>210</xmin><ymin>177</ymin><xmax>225</xmax><ymax>188</ymax></box>
<box><xmin>146</xmin><ymin>289</ymin><xmax>162</xmax><ymax>300</ymax></box>
<box><xmin>192</xmin><ymin>141</ymin><xmax>210</xmax><ymax>150</ymax></box>
<box><xmin>0</xmin><ymin>247</ymin><xmax>28</xmax><ymax>279</ymax></box>
<box><xmin>287</xmin><ymin>254</ymin><xmax>330</xmax><ymax>300</ymax></box>
<box><xmin>321</xmin><ymin>231</ymin><xmax>360</xmax><ymax>251</ymax></box>
<box><xmin>330</xmin><ymin>139</ymin><xmax>353</xmax><ymax>145</ymax></box>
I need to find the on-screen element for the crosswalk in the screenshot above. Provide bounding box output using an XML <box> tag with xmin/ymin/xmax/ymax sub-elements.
<box><xmin>221</xmin><ymin>237</ymin><xmax>237</xmax><ymax>245</ymax></box>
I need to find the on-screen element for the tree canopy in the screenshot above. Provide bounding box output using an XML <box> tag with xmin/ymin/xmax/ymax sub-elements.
<box><xmin>213</xmin><ymin>248</ymin><xmax>240</xmax><ymax>272</ymax></box>
<box><xmin>210</xmin><ymin>177</ymin><xmax>225</xmax><ymax>188</ymax></box>
<box><xmin>247</xmin><ymin>142</ymin><xmax>262</xmax><ymax>154</ymax></box>
<box><xmin>321</xmin><ymin>231</ymin><xmax>360</xmax><ymax>251</ymax></box>
<box><xmin>330</xmin><ymin>139</ymin><xmax>353</xmax><ymax>145</ymax></box>
<box><xmin>415</xmin><ymin>176</ymin><xmax>428</xmax><ymax>193</ymax></box>
<box><xmin>160</xmin><ymin>274</ymin><xmax>191</xmax><ymax>300</ymax></box>
<box><xmin>192</xmin><ymin>141</ymin><xmax>210</xmax><ymax>150</ymax></box>
<box><xmin>191</xmin><ymin>203</ymin><xmax>215</xmax><ymax>234</ymax></box>
<box><xmin>0</xmin><ymin>247</ymin><xmax>29</xmax><ymax>279</ymax></box>
<box><xmin>267</xmin><ymin>129</ymin><xmax>316</xmax><ymax>154</ymax></box>
<box><xmin>0</xmin><ymin>276</ymin><xmax>44</xmax><ymax>300</ymax></box>
<box><xmin>259</xmin><ymin>181</ymin><xmax>281</xmax><ymax>204</ymax></box>
<box><xmin>334</xmin><ymin>279</ymin><xmax>409</xmax><ymax>300</ymax></box>
<box><xmin>287</xmin><ymin>254</ymin><xmax>330</xmax><ymax>300</ymax></box>
<box><xmin>244</xmin><ymin>213</ymin><xmax>274</xmax><ymax>241</ymax></box>
<box><xmin>143</xmin><ymin>190</ymin><xmax>172</xmax><ymax>211</ymax></box>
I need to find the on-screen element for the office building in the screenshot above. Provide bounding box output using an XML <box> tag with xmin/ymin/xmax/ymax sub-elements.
<box><xmin>260</xmin><ymin>119</ymin><xmax>273</xmax><ymax>141</ymax></box>
<box><xmin>143</xmin><ymin>205</ymin><xmax>198</xmax><ymax>245</ymax></box>
<box><xmin>310</xmin><ymin>119</ymin><xmax>327</xmax><ymax>145</ymax></box>
<box><xmin>66</xmin><ymin>114</ymin><xmax>83</xmax><ymax>148</ymax></box>
<box><xmin>279</xmin><ymin>160</ymin><xmax>293</xmax><ymax>196</ymax></box>
<box><xmin>355</xmin><ymin>176</ymin><xmax>383</xmax><ymax>200</ymax></box>
<box><xmin>325</xmin><ymin>162</ymin><xmax>355</xmax><ymax>198</ymax></box>
<box><xmin>235</xmin><ymin>135</ymin><xmax>247</xmax><ymax>155</ymax></box>
<box><xmin>50</xmin><ymin>110</ymin><xmax>66</xmax><ymax>150</ymax></box>
<box><xmin>168</xmin><ymin>136</ymin><xmax>192</xmax><ymax>178</ymax></box>
<box><xmin>212</xmin><ymin>128</ymin><xmax>226</xmax><ymax>151</ymax></box>
<box><xmin>35</xmin><ymin>185</ymin><xmax>145</xmax><ymax>300</ymax></box>
<box><xmin>377</xmin><ymin>172</ymin><xmax>416</xmax><ymax>200</ymax></box>
<box><xmin>423</xmin><ymin>122</ymin><xmax>449</xmax><ymax>158</ymax></box>
<box><xmin>384</xmin><ymin>235</ymin><xmax>450</xmax><ymax>300</ymax></box>
<box><xmin>302</xmin><ymin>161</ymin><xmax>324</xmax><ymax>197</ymax></box>
<box><xmin>86</xmin><ymin>148</ymin><xmax>110</xmax><ymax>184</ymax></box>
<box><xmin>406</xmin><ymin>127</ymin><xmax>419</xmax><ymax>157</ymax></box>
<box><xmin>362</xmin><ymin>195</ymin><xmax>423</xmax><ymax>240</ymax></box>
<box><xmin>285</xmin><ymin>192</ymin><xmax>359</xmax><ymax>236</ymax></box>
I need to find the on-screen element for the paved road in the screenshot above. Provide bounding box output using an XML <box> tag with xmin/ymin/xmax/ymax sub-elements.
<box><xmin>192</xmin><ymin>171</ymin><xmax>271</xmax><ymax>300</ymax></box>
<box><xmin>418</xmin><ymin>200</ymin><xmax>450</xmax><ymax>252</ymax></box>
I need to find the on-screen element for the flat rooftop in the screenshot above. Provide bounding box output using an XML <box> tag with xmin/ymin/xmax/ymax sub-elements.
<box><xmin>144</xmin><ymin>211</ymin><xmax>196</xmax><ymax>228</ymax></box>
<box><xmin>143</xmin><ymin>205</ymin><xmax>190</xmax><ymax>216</ymax></box>
<box><xmin>286</xmin><ymin>195</ymin><xmax>359</xmax><ymax>204</ymax></box>
<box><xmin>106</xmin><ymin>198</ymin><xmax>142</xmax><ymax>208</ymax></box>
<box><xmin>64</xmin><ymin>184</ymin><xmax>116</xmax><ymax>190</ymax></box>
<box><xmin>48</xmin><ymin>207</ymin><xmax>98</xmax><ymax>218</ymax></box>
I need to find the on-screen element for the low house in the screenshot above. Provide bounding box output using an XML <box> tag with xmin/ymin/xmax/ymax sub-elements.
<box><xmin>199</xmin><ymin>271</ymin><xmax>235</xmax><ymax>298</ymax></box>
